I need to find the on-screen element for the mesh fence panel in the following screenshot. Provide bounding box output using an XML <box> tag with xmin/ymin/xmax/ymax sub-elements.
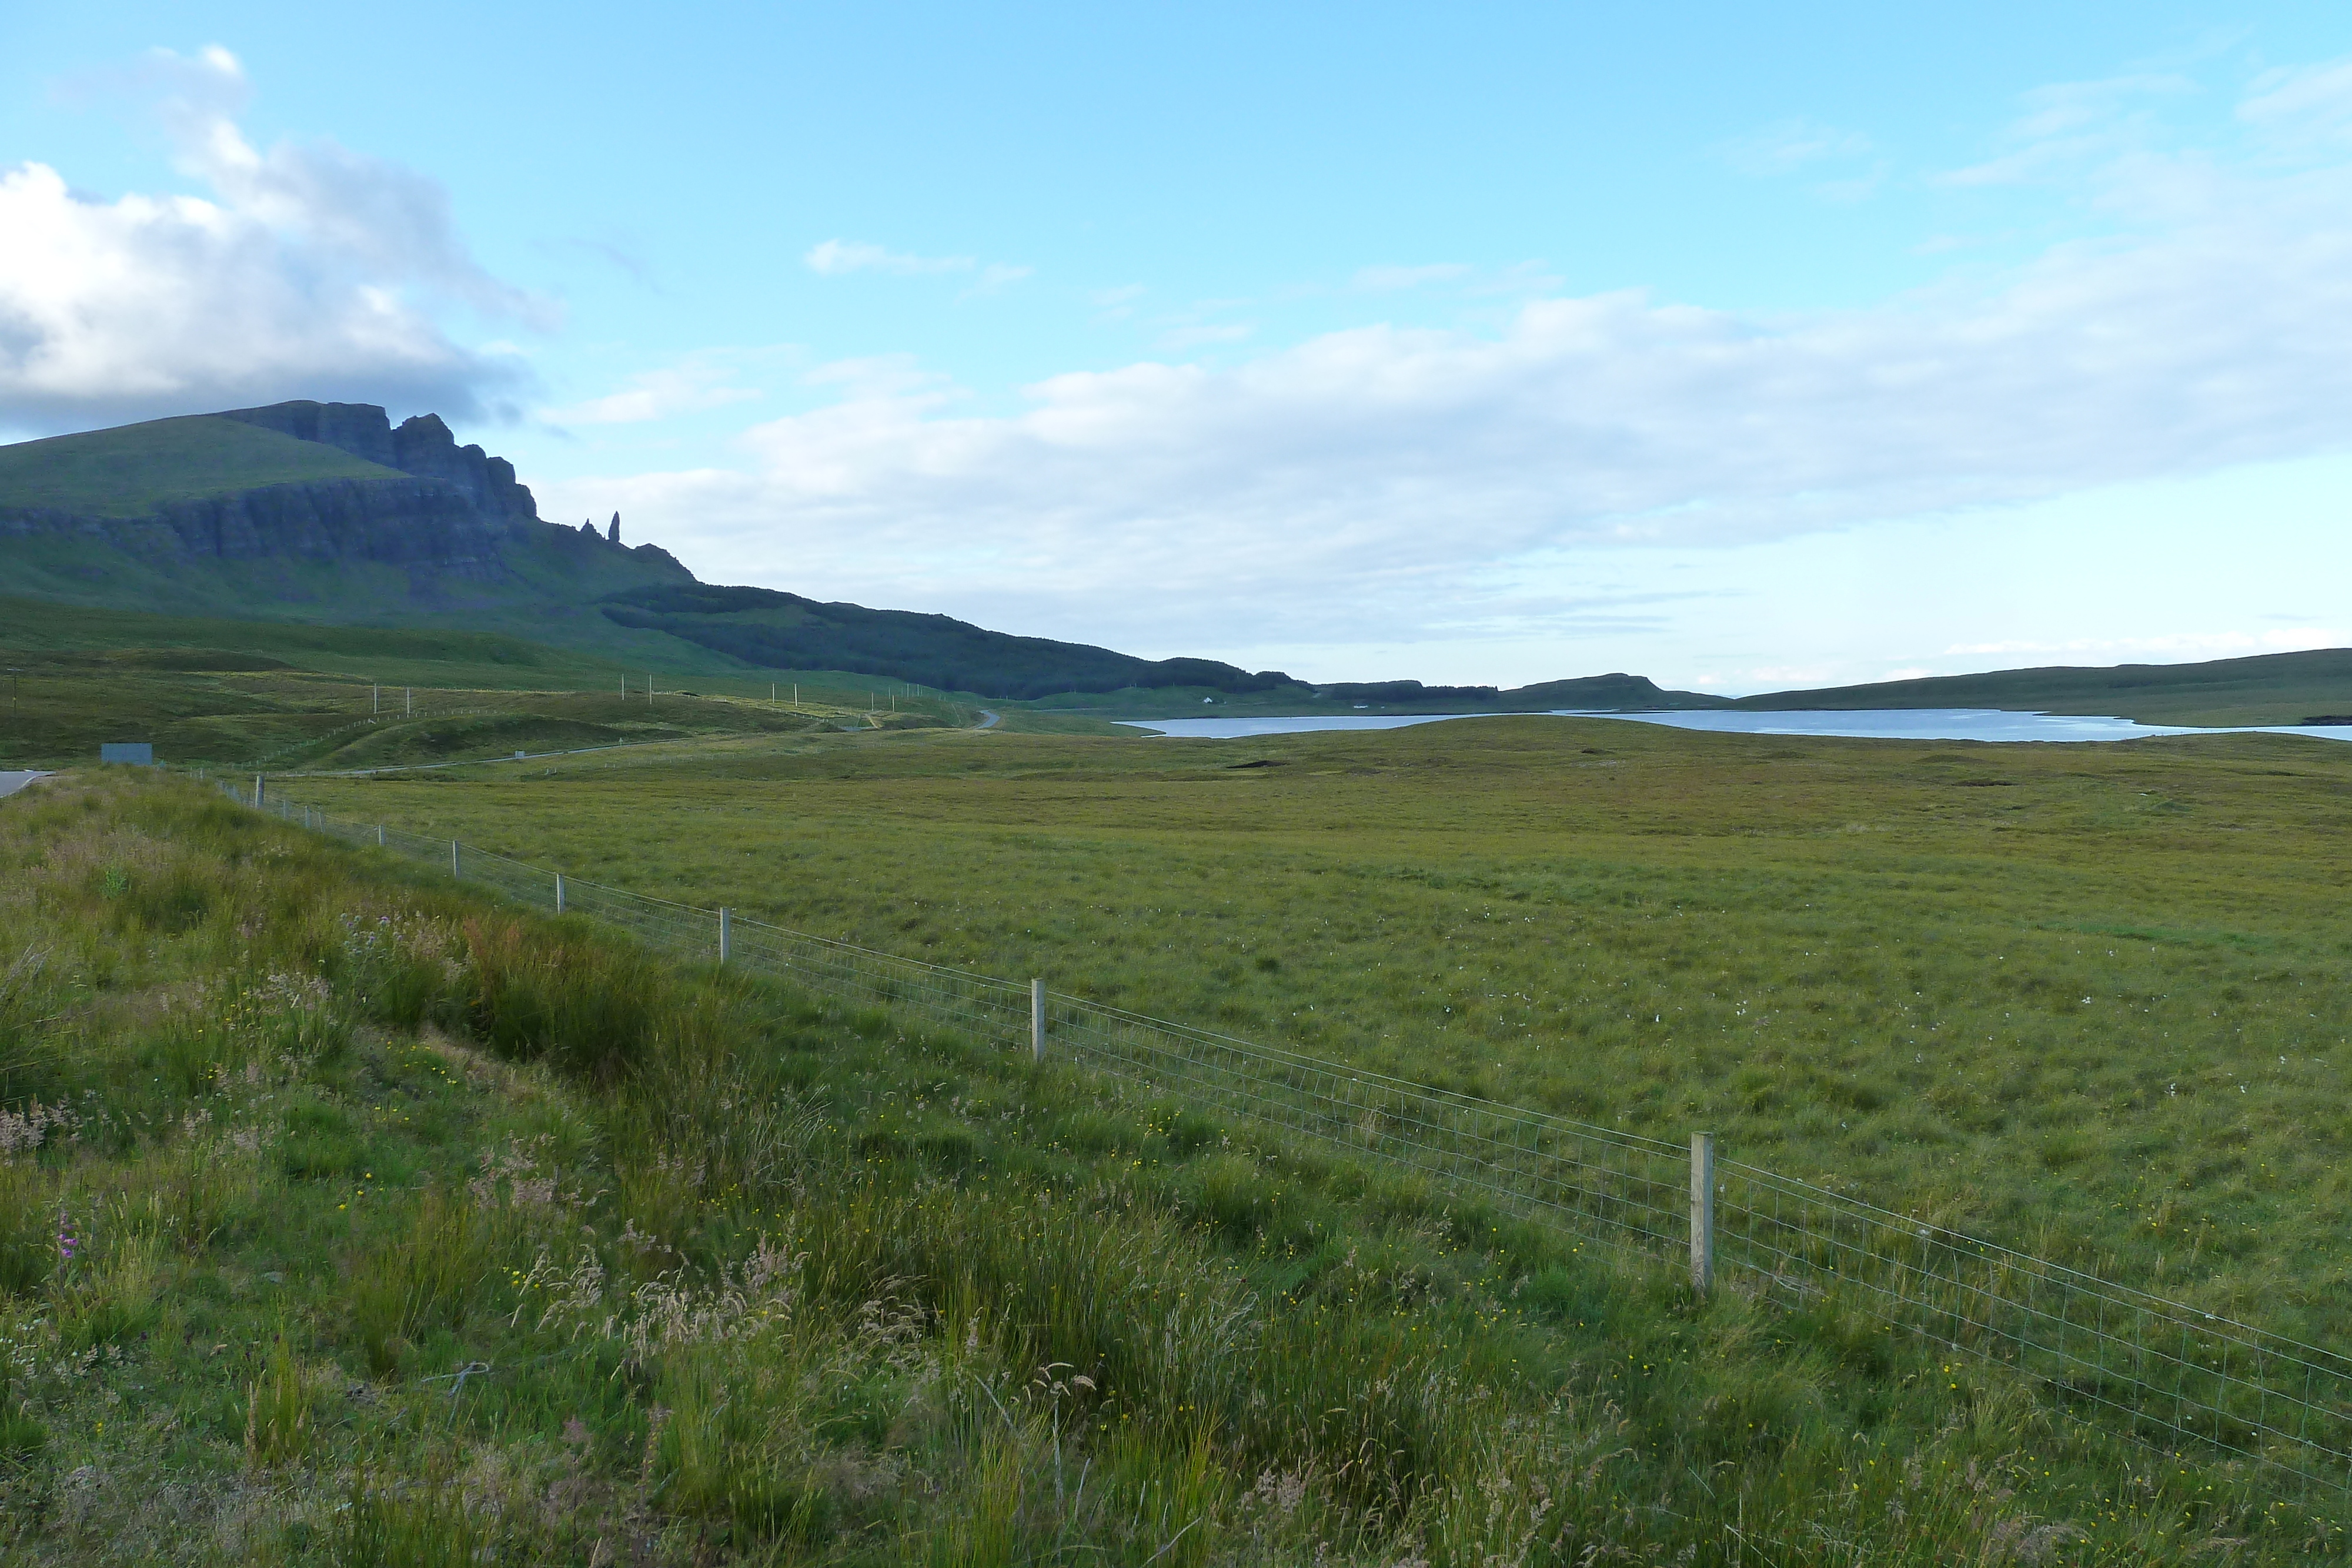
<box><xmin>1715</xmin><ymin>1161</ymin><xmax>2352</xmax><ymax>1489</ymax></box>
<box><xmin>228</xmin><ymin>780</ymin><xmax>2352</xmax><ymax>1493</ymax></box>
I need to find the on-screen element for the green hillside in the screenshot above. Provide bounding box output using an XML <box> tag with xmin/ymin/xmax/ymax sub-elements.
<box><xmin>0</xmin><ymin>414</ymin><xmax>399</xmax><ymax>517</ymax></box>
<box><xmin>1742</xmin><ymin>648</ymin><xmax>2352</xmax><ymax>727</ymax></box>
<box><xmin>600</xmin><ymin>582</ymin><xmax>1301</xmax><ymax>700</ymax></box>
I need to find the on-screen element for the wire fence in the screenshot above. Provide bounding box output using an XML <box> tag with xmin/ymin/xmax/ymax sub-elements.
<box><xmin>226</xmin><ymin>779</ymin><xmax>2352</xmax><ymax>1496</ymax></box>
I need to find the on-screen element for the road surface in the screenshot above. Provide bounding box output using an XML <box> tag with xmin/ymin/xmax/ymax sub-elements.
<box><xmin>0</xmin><ymin>771</ymin><xmax>50</xmax><ymax>799</ymax></box>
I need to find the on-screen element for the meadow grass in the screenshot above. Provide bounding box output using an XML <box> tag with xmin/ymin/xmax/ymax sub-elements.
<box><xmin>0</xmin><ymin>771</ymin><xmax>2340</xmax><ymax>1562</ymax></box>
<box><xmin>290</xmin><ymin>716</ymin><xmax>2352</xmax><ymax>1352</ymax></box>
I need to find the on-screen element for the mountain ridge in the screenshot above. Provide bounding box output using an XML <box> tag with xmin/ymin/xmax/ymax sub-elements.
<box><xmin>9</xmin><ymin>404</ymin><xmax>2352</xmax><ymax>723</ymax></box>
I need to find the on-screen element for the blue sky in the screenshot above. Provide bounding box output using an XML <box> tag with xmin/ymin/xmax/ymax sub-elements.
<box><xmin>6</xmin><ymin>3</ymin><xmax>2352</xmax><ymax>693</ymax></box>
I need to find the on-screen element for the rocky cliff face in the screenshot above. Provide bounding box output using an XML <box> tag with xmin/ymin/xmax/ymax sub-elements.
<box><xmin>0</xmin><ymin>402</ymin><xmax>687</xmax><ymax>589</ymax></box>
<box><xmin>220</xmin><ymin>400</ymin><xmax>540</xmax><ymax>523</ymax></box>
<box><xmin>0</xmin><ymin>476</ymin><xmax>512</xmax><ymax>581</ymax></box>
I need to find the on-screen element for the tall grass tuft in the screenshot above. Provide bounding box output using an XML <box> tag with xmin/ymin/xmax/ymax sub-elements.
<box><xmin>0</xmin><ymin>1163</ymin><xmax>62</xmax><ymax>1295</ymax></box>
<box><xmin>346</xmin><ymin>1191</ymin><xmax>496</xmax><ymax>1376</ymax></box>
<box><xmin>0</xmin><ymin>947</ymin><xmax>58</xmax><ymax>1106</ymax></box>
<box><xmin>244</xmin><ymin>1336</ymin><xmax>314</xmax><ymax>1469</ymax></box>
<box><xmin>336</xmin><ymin>1476</ymin><xmax>485</xmax><ymax>1567</ymax></box>
<box><xmin>464</xmin><ymin>917</ymin><xmax>662</xmax><ymax>1082</ymax></box>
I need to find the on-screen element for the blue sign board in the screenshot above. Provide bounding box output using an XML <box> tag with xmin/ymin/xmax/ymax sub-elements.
<box><xmin>99</xmin><ymin>744</ymin><xmax>154</xmax><ymax>765</ymax></box>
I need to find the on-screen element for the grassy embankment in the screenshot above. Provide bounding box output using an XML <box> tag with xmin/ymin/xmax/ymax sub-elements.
<box><xmin>289</xmin><ymin>716</ymin><xmax>2352</xmax><ymax>1352</ymax></box>
<box><xmin>0</xmin><ymin>771</ymin><xmax>2338</xmax><ymax>1563</ymax></box>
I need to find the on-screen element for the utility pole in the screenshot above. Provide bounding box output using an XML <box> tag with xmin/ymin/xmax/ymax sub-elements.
<box><xmin>6</xmin><ymin>668</ymin><xmax>19</xmax><ymax>713</ymax></box>
<box><xmin>372</xmin><ymin>681</ymin><xmax>379</xmax><ymax>716</ymax></box>
<box><xmin>405</xmin><ymin>688</ymin><xmax>413</xmax><ymax>716</ymax></box>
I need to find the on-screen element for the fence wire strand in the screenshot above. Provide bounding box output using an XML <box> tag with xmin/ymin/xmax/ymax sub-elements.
<box><xmin>227</xmin><ymin>780</ymin><xmax>2352</xmax><ymax>1495</ymax></box>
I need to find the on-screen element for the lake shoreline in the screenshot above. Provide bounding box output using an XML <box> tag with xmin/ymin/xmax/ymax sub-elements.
<box><xmin>1118</xmin><ymin>707</ymin><xmax>2352</xmax><ymax>744</ymax></box>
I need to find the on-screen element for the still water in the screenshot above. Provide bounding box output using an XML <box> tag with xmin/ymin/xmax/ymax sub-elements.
<box><xmin>1121</xmin><ymin>708</ymin><xmax>2352</xmax><ymax>744</ymax></box>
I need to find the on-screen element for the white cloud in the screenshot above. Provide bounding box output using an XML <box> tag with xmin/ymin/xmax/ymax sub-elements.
<box><xmin>2241</xmin><ymin>58</ymin><xmax>2352</xmax><ymax>146</ymax></box>
<box><xmin>545</xmin><ymin>347</ymin><xmax>789</xmax><ymax>426</ymax></box>
<box><xmin>1938</xmin><ymin>72</ymin><xmax>2197</xmax><ymax>188</ymax></box>
<box><xmin>804</xmin><ymin>239</ymin><xmax>973</xmax><ymax>276</ymax></box>
<box><xmin>969</xmin><ymin>263</ymin><xmax>1034</xmax><ymax>293</ymax></box>
<box><xmin>1720</xmin><ymin>117</ymin><xmax>1876</xmax><ymax>177</ymax></box>
<box><xmin>572</xmin><ymin>101</ymin><xmax>2352</xmax><ymax>653</ymax></box>
<box><xmin>801</xmin><ymin>240</ymin><xmax>1033</xmax><ymax>296</ymax></box>
<box><xmin>546</xmin><ymin>56</ymin><xmax>2352</xmax><ymax>666</ymax></box>
<box><xmin>1943</xmin><ymin>630</ymin><xmax>2346</xmax><ymax>658</ymax></box>
<box><xmin>0</xmin><ymin>46</ymin><xmax>539</xmax><ymax>435</ymax></box>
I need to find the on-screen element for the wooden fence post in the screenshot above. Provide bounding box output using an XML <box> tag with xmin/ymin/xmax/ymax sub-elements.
<box><xmin>554</xmin><ymin>872</ymin><xmax>565</xmax><ymax>914</ymax></box>
<box><xmin>1690</xmin><ymin>1131</ymin><xmax>1716</xmax><ymax>1296</ymax></box>
<box><xmin>1031</xmin><ymin>979</ymin><xmax>1046</xmax><ymax>1062</ymax></box>
<box><xmin>719</xmin><ymin>907</ymin><xmax>731</xmax><ymax>964</ymax></box>
<box><xmin>451</xmin><ymin>840</ymin><xmax>461</xmax><ymax>880</ymax></box>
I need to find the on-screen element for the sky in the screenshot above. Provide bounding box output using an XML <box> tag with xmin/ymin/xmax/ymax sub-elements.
<box><xmin>5</xmin><ymin>2</ymin><xmax>2352</xmax><ymax>694</ymax></box>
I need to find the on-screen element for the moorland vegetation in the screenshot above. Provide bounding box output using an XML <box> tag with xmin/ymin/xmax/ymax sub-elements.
<box><xmin>288</xmin><ymin>716</ymin><xmax>2352</xmax><ymax>1355</ymax></box>
<box><xmin>0</xmin><ymin>771</ymin><xmax>2337</xmax><ymax>1564</ymax></box>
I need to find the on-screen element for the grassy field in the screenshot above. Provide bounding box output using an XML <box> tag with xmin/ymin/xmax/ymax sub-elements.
<box><xmin>285</xmin><ymin>716</ymin><xmax>2352</xmax><ymax>1356</ymax></box>
<box><xmin>0</xmin><ymin>771</ymin><xmax>2337</xmax><ymax>1564</ymax></box>
<box><xmin>0</xmin><ymin>600</ymin><xmax>1027</xmax><ymax>769</ymax></box>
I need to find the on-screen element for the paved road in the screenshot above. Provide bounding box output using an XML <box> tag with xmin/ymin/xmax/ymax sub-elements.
<box><xmin>0</xmin><ymin>771</ymin><xmax>49</xmax><ymax>799</ymax></box>
<box><xmin>976</xmin><ymin>710</ymin><xmax>1001</xmax><ymax>730</ymax></box>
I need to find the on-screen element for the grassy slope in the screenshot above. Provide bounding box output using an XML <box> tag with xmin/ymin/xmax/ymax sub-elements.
<box><xmin>0</xmin><ymin>416</ymin><xmax>399</xmax><ymax>517</ymax></box>
<box><xmin>0</xmin><ymin>773</ymin><xmax>2332</xmax><ymax>1564</ymax></box>
<box><xmin>292</xmin><ymin>717</ymin><xmax>2352</xmax><ymax>1352</ymax></box>
<box><xmin>0</xmin><ymin>526</ymin><xmax>756</xmax><ymax>676</ymax></box>
<box><xmin>1741</xmin><ymin>649</ymin><xmax>2352</xmax><ymax>727</ymax></box>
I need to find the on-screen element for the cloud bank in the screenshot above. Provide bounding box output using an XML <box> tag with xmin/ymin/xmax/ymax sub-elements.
<box><xmin>0</xmin><ymin>46</ymin><xmax>537</xmax><ymax>436</ymax></box>
<box><xmin>567</xmin><ymin>59</ymin><xmax>2352</xmax><ymax>651</ymax></box>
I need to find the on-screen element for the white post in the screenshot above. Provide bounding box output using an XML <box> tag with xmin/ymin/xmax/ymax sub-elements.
<box><xmin>254</xmin><ymin>774</ymin><xmax>265</xmax><ymax>807</ymax></box>
<box><xmin>793</xmin><ymin>683</ymin><xmax>799</xmax><ymax>710</ymax></box>
<box><xmin>376</xmin><ymin>824</ymin><xmax>385</xmax><ymax>848</ymax></box>
<box><xmin>1031</xmin><ymin>978</ymin><xmax>1046</xmax><ymax>1062</ymax></box>
<box><xmin>452</xmin><ymin>840</ymin><xmax>461</xmax><ymax>879</ymax></box>
<box><xmin>554</xmin><ymin>872</ymin><xmax>565</xmax><ymax>914</ymax></box>
<box><xmin>1690</xmin><ymin>1132</ymin><xmax>1716</xmax><ymax>1297</ymax></box>
<box><xmin>372</xmin><ymin>681</ymin><xmax>379</xmax><ymax>715</ymax></box>
<box><xmin>718</xmin><ymin>906</ymin><xmax>731</xmax><ymax>964</ymax></box>
<box><xmin>405</xmin><ymin>688</ymin><xmax>413</xmax><ymax>716</ymax></box>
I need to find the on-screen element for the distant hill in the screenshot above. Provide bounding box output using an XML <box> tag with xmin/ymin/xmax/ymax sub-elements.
<box><xmin>1305</xmin><ymin>673</ymin><xmax>1723</xmax><ymax>711</ymax></box>
<box><xmin>599</xmin><ymin>583</ymin><xmax>1300</xmax><ymax>700</ymax></box>
<box><xmin>1737</xmin><ymin>650</ymin><xmax>2352</xmax><ymax>728</ymax></box>
<box><xmin>59</xmin><ymin>402</ymin><xmax>2290</xmax><ymax>716</ymax></box>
